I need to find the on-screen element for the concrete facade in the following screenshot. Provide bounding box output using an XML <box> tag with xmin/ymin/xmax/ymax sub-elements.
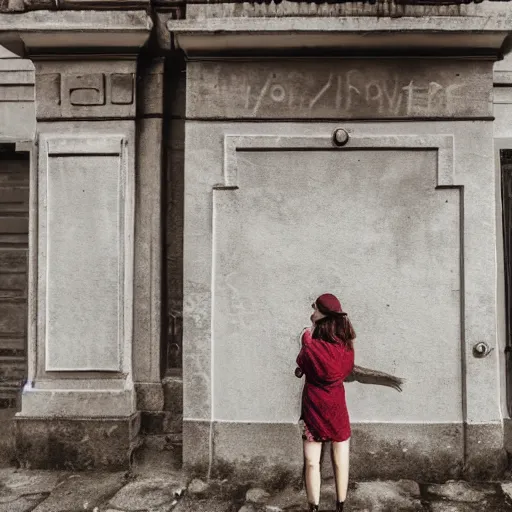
<box><xmin>0</xmin><ymin>0</ymin><xmax>511</xmax><ymax>482</ymax></box>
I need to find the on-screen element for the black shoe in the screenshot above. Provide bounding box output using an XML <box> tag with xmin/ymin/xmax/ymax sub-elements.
<box><xmin>336</xmin><ymin>500</ymin><xmax>344</xmax><ymax>512</ymax></box>
<box><xmin>308</xmin><ymin>504</ymin><xmax>319</xmax><ymax>512</ymax></box>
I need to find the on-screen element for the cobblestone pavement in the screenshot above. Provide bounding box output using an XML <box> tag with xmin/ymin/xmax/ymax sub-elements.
<box><xmin>2</xmin><ymin>462</ymin><xmax>512</xmax><ymax>512</ymax></box>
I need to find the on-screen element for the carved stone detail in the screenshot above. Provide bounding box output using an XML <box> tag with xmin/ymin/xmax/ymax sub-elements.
<box><xmin>67</xmin><ymin>73</ymin><xmax>105</xmax><ymax>106</ymax></box>
<box><xmin>35</xmin><ymin>61</ymin><xmax>136</xmax><ymax>119</ymax></box>
<box><xmin>110</xmin><ymin>73</ymin><xmax>134</xmax><ymax>105</ymax></box>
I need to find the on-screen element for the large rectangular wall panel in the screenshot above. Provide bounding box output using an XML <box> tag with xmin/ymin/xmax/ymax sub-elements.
<box><xmin>39</xmin><ymin>135</ymin><xmax>128</xmax><ymax>372</ymax></box>
<box><xmin>213</xmin><ymin>145</ymin><xmax>461</xmax><ymax>423</ymax></box>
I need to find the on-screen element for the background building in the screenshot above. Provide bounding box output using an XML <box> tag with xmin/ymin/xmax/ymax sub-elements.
<box><xmin>0</xmin><ymin>0</ymin><xmax>512</xmax><ymax>483</ymax></box>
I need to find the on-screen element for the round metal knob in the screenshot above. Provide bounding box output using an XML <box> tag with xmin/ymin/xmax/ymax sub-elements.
<box><xmin>473</xmin><ymin>342</ymin><xmax>492</xmax><ymax>358</ymax></box>
<box><xmin>332</xmin><ymin>128</ymin><xmax>349</xmax><ymax>147</ymax></box>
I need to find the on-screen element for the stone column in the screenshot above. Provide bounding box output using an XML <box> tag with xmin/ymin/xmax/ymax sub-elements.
<box><xmin>133</xmin><ymin>58</ymin><xmax>165</xmax><ymax>412</ymax></box>
<box><xmin>15</xmin><ymin>57</ymin><xmax>142</xmax><ymax>470</ymax></box>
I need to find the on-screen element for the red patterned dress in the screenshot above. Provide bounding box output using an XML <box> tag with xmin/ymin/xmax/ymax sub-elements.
<box><xmin>296</xmin><ymin>328</ymin><xmax>355</xmax><ymax>442</ymax></box>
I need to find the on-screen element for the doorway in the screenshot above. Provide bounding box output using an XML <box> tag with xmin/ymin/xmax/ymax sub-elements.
<box><xmin>500</xmin><ymin>148</ymin><xmax>512</xmax><ymax>416</ymax></box>
<box><xmin>0</xmin><ymin>145</ymin><xmax>29</xmax><ymax>410</ymax></box>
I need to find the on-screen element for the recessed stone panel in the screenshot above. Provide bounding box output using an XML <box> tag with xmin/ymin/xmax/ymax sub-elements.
<box><xmin>39</xmin><ymin>134</ymin><xmax>128</xmax><ymax>372</ymax></box>
<box><xmin>67</xmin><ymin>73</ymin><xmax>105</xmax><ymax>106</ymax></box>
<box><xmin>213</xmin><ymin>146</ymin><xmax>460</xmax><ymax>423</ymax></box>
<box><xmin>111</xmin><ymin>73</ymin><xmax>134</xmax><ymax>105</ymax></box>
<box><xmin>187</xmin><ymin>59</ymin><xmax>493</xmax><ymax>119</ymax></box>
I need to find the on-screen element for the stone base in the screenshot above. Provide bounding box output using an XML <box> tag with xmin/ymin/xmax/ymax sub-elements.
<box><xmin>464</xmin><ymin>423</ymin><xmax>507</xmax><ymax>480</ymax></box>
<box><xmin>183</xmin><ymin>420</ymin><xmax>507</xmax><ymax>484</ymax></box>
<box><xmin>135</xmin><ymin>382</ymin><xmax>164</xmax><ymax>412</ymax></box>
<box><xmin>14</xmin><ymin>413</ymin><xmax>141</xmax><ymax>470</ymax></box>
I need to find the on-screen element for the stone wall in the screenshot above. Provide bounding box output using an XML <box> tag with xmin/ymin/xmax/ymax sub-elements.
<box><xmin>181</xmin><ymin>57</ymin><xmax>505</xmax><ymax>481</ymax></box>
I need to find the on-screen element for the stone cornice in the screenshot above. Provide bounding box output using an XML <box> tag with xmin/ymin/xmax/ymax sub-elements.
<box><xmin>0</xmin><ymin>11</ymin><xmax>152</xmax><ymax>53</ymax></box>
<box><xmin>1</xmin><ymin>0</ymin><xmax>511</xmax><ymax>11</ymax></box>
<box><xmin>168</xmin><ymin>12</ymin><xmax>512</xmax><ymax>57</ymax></box>
<box><xmin>1</xmin><ymin>0</ymin><xmax>150</xmax><ymax>12</ymax></box>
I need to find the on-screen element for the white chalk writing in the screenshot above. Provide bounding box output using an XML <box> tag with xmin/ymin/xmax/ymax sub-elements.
<box><xmin>241</xmin><ymin>70</ymin><xmax>469</xmax><ymax>117</ymax></box>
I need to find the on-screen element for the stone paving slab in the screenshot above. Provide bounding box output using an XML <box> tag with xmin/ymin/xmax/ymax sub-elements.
<box><xmin>172</xmin><ymin>497</ymin><xmax>234</xmax><ymax>512</ymax></box>
<box><xmin>347</xmin><ymin>480</ymin><xmax>423</xmax><ymax>511</ymax></box>
<box><xmin>30</xmin><ymin>472</ymin><xmax>128</xmax><ymax>512</ymax></box>
<box><xmin>2</xmin><ymin>466</ymin><xmax>512</xmax><ymax>512</ymax></box>
<box><xmin>426</xmin><ymin>481</ymin><xmax>498</xmax><ymax>503</ymax></box>
<box><xmin>107</xmin><ymin>475</ymin><xmax>186</xmax><ymax>512</ymax></box>
<box><xmin>0</xmin><ymin>468</ymin><xmax>68</xmax><ymax>512</ymax></box>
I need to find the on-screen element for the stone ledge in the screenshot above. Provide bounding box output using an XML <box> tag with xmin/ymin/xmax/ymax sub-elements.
<box><xmin>16</xmin><ymin>388</ymin><xmax>137</xmax><ymax>417</ymax></box>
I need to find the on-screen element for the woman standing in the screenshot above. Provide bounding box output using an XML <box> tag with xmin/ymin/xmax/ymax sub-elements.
<box><xmin>295</xmin><ymin>293</ymin><xmax>403</xmax><ymax>512</ymax></box>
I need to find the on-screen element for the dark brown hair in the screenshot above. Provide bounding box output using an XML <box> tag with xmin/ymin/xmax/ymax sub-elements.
<box><xmin>312</xmin><ymin>302</ymin><xmax>355</xmax><ymax>350</ymax></box>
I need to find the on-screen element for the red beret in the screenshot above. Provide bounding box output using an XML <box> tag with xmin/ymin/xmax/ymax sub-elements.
<box><xmin>316</xmin><ymin>293</ymin><xmax>344</xmax><ymax>314</ymax></box>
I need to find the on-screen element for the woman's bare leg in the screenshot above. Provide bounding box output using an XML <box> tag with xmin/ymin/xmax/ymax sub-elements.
<box><xmin>331</xmin><ymin>439</ymin><xmax>350</xmax><ymax>503</ymax></box>
<box><xmin>303</xmin><ymin>439</ymin><xmax>323</xmax><ymax>506</ymax></box>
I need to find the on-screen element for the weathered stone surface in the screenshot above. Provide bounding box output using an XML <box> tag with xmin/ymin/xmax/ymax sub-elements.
<box><xmin>0</xmin><ymin>468</ymin><xmax>67</xmax><ymax>512</ymax></box>
<box><xmin>0</xmin><ymin>410</ymin><xmax>17</xmax><ymax>467</ymax></box>
<box><xmin>347</xmin><ymin>481</ymin><xmax>423</xmax><ymax>511</ymax></box>
<box><xmin>501</xmin><ymin>482</ymin><xmax>512</xmax><ymax>501</ymax></box>
<box><xmin>163</xmin><ymin>375</ymin><xmax>184</xmax><ymax>414</ymax></box>
<box><xmin>186</xmin><ymin>1</ymin><xmax>512</xmax><ymax>20</ymax></box>
<box><xmin>266</xmin><ymin>486</ymin><xmax>306</xmax><ymax>509</ymax></box>
<box><xmin>246</xmin><ymin>487</ymin><xmax>270</xmax><ymax>503</ymax></box>
<box><xmin>108</xmin><ymin>476</ymin><xmax>184</xmax><ymax>511</ymax></box>
<box><xmin>0</xmin><ymin>53</ymin><xmax>35</xmax><ymax>141</ymax></box>
<box><xmin>35</xmin><ymin>60</ymin><xmax>137</xmax><ymax>119</ymax></box>
<box><xmin>134</xmin><ymin>113</ymin><xmax>163</xmax><ymax>393</ymax></box>
<box><xmin>430</xmin><ymin>503</ymin><xmax>482</xmax><ymax>512</ymax></box>
<box><xmin>427</xmin><ymin>482</ymin><xmax>497</xmax><ymax>503</ymax></box>
<box><xmin>182</xmin><ymin>420</ymin><xmax>210</xmax><ymax>474</ymax></box>
<box><xmin>188</xmin><ymin>478</ymin><xmax>209</xmax><ymax>494</ymax></box>
<box><xmin>464</xmin><ymin>424</ymin><xmax>508</xmax><ymax>480</ymax></box>
<box><xmin>136</xmin><ymin>383</ymin><xmax>164</xmax><ymax>412</ymax></box>
<box><xmin>0</xmin><ymin>494</ymin><xmax>47</xmax><ymax>512</ymax></box>
<box><xmin>186</xmin><ymin>59</ymin><xmax>493</xmax><ymax>120</ymax></box>
<box><xmin>172</xmin><ymin>497</ymin><xmax>232</xmax><ymax>512</ymax></box>
<box><xmin>30</xmin><ymin>472</ymin><xmax>127</xmax><ymax>512</ymax></box>
<box><xmin>267</xmin><ymin>480</ymin><xmax>421</xmax><ymax>511</ymax></box>
<box><xmin>0</xmin><ymin>468</ymin><xmax>66</xmax><ymax>493</ymax></box>
<box><xmin>139</xmin><ymin>58</ymin><xmax>164</xmax><ymax>116</ymax></box>
<box><xmin>131</xmin><ymin>445</ymin><xmax>184</xmax><ymax>477</ymax></box>
<box><xmin>15</xmin><ymin>415</ymin><xmax>140</xmax><ymax>470</ymax></box>
<box><xmin>238</xmin><ymin>505</ymin><xmax>258</xmax><ymax>512</ymax></box>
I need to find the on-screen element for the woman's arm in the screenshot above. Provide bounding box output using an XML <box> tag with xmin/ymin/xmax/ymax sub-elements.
<box><xmin>295</xmin><ymin>327</ymin><xmax>310</xmax><ymax>378</ymax></box>
<box><xmin>346</xmin><ymin>365</ymin><xmax>404</xmax><ymax>392</ymax></box>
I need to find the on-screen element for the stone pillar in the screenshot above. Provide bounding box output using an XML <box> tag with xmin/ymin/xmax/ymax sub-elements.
<box><xmin>15</xmin><ymin>57</ymin><xmax>141</xmax><ymax>470</ymax></box>
<box><xmin>133</xmin><ymin>58</ymin><xmax>165</xmax><ymax>412</ymax></box>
